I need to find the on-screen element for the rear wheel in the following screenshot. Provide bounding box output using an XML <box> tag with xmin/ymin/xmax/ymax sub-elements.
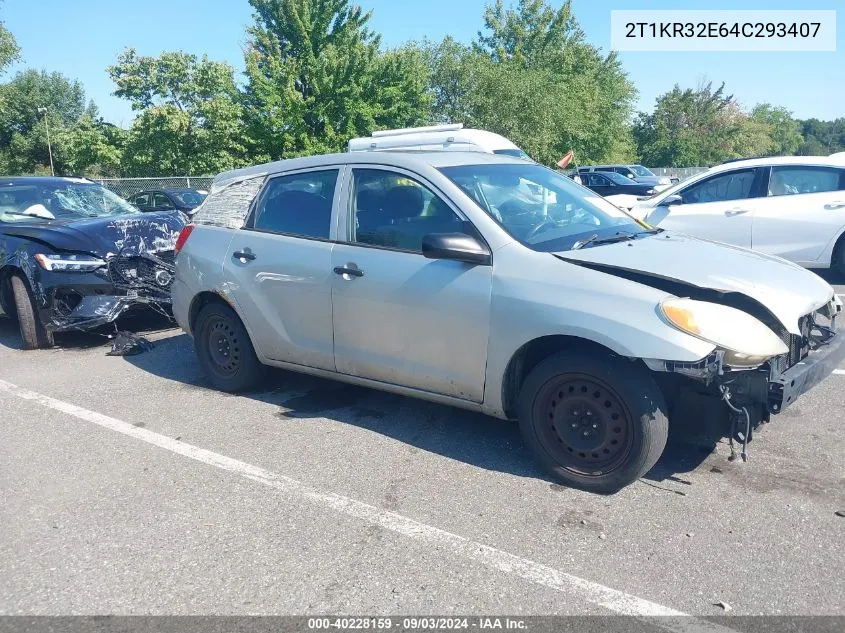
<box><xmin>517</xmin><ymin>352</ymin><xmax>668</xmax><ymax>493</ymax></box>
<box><xmin>9</xmin><ymin>273</ymin><xmax>54</xmax><ymax>350</ymax></box>
<box><xmin>194</xmin><ymin>301</ymin><xmax>266</xmax><ymax>392</ymax></box>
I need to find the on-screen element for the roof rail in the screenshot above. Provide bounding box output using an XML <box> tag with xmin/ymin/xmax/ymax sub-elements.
<box><xmin>371</xmin><ymin>123</ymin><xmax>464</xmax><ymax>138</ymax></box>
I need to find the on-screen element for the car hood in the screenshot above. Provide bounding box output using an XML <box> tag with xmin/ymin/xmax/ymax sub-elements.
<box><xmin>554</xmin><ymin>232</ymin><xmax>835</xmax><ymax>334</ymax></box>
<box><xmin>1</xmin><ymin>211</ymin><xmax>185</xmax><ymax>257</ymax></box>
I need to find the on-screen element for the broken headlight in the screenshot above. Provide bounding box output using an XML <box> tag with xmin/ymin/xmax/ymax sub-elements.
<box><xmin>660</xmin><ymin>298</ymin><xmax>788</xmax><ymax>367</ymax></box>
<box><xmin>34</xmin><ymin>253</ymin><xmax>106</xmax><ymax>272</ymax></box>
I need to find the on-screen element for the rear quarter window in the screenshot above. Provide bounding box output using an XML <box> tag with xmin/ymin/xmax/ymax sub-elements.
<box><xmin>191</xmin><ymin>176</ymin><xmax>265</xmax><ymax>229</ymax></box>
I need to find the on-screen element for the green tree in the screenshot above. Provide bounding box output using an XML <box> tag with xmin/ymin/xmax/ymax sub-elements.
<box><xmin>425</xmin><ymin>0</ymin><xmax>636</xmax><ymax>166</ymax></box>
<box><xmin>242</xmin><ymin>0</ymin><xmax>431</xmax><ymax>160</ymax></box>
<box><xmin>633</xmin><ymin>82</ymin><xmax>770</xmax><ymax>167</ymax></box>
<box><xmin>750</xmin><ymin>103</ymin><xmax>802</xmax><ymax>156</ymax></box>
<box><xmin>0</xmin><ymin>69</ymin><xmax>90</xmax><ymax>174</ymax></box>
<box><xmin>108</xmin><ymin>48</ymin><xmax>248</xmax><ymax>175</ymax></box>
<box><xmin>0</xmin><ymin>0</ymin><xmax>18</xmax><ymax>75</ymax></box>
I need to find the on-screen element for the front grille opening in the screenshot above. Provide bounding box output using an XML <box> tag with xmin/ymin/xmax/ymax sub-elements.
<box><xmin>54</xmin><ymin>290</ymin><xmax>83</xmax><ymax>317</ymax></box>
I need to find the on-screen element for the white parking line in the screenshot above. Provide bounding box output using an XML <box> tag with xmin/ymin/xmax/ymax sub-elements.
<box><xmin>0</xmin><ymin>378</ymin><xmax>737</xmax><ymax>633</ymax></box>
<box><xmin>834</xmin><ymin>369</ymin><xmax>845</xmax><ymax>376</ymax></box>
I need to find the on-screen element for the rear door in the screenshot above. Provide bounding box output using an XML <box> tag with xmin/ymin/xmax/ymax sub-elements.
<box><xmin>751</xmin><ymin>165</ymin><xmax>845</xmax><ymax>264</ymax></box>
<box><xmin>329</xmin><ymin>166</ymin><xmax>492</xmax><ymax>401</ymax></box>
<box><xmin>221</xmin><ymin>167</ymin><xmax>344</xmax><ymax>370</ymax></box>
<box><xmin>645</xmin><ymin>167</ymin><xmax>766</xmax><ymax>247</ymax></box>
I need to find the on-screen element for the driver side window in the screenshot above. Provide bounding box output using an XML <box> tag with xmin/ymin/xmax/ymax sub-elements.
<box><xmin>350</xmin><ymin>169</ymin><xmax>475</xmax><ymax>253</ymax></box>
<box><xmin>680</xmin><ymin>169</ymin><xmax>758</xmax><ymax>205</ymax></box>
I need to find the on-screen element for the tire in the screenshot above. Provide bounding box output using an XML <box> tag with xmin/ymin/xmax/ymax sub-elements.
<box><xmin>833</xmin><ymin>238</ymin><xmax>845</xmax><ymax>277</ymax></box>
<box><xmin>9</xmin><ymin>273</ymin><xmax>54</xmax><ymax>350</ymax></box>
<box><xmin>517</xmin><ymin>351</ymin><xmax>668</xmax><ymax>493</ymax></box>
<box><xmin>193</xmin><ymin>301</ymin><xmax>266</xmax><ymax>392</ymax></box>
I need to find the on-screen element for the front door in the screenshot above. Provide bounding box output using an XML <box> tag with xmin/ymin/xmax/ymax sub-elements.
<box><xmin>330</xmin><ymin>167</ymin><xmax>492</xmax><ymax>402</ymax></box>
<box><xmin>221</xmin><ymin>167</ymin><xmax>342</xmax><ymax>370</ymax></box>
<box><xmin>646</xmin><ymin>167</ymin><xmax>765</xmax><ymax>247</ymax></box>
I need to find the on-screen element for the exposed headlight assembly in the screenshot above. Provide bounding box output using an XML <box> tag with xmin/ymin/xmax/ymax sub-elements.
<box><xmin>660</xmin><ymin>298</ymin><xmax>788</xmax><ymax>367</ymax></box>
<box><xmin>34</xmin><ymin>253</ymin><xmax>105</xmax><ymax>272</ymax></box>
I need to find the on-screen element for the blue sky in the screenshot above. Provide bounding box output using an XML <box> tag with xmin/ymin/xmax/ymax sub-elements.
<box><xmin>2</xmin><ymin>0</ymin><xmax>842</xmax><ymax>128</ymax></box>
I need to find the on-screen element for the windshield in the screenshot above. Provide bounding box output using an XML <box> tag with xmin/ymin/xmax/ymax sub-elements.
<box><xmin>0</xmin><ymin>182</ymin><xmax>140</xmax><ymax>223</ymax></box>
<box><xmin>439</xmin><ymin>163</ymin><xmax>653</xmax><ymax>252</ymax></box>
<box><xmin>629</xmin><ymin>165</ymin><xmax>655</xmax><ymax>177</ymax></box>
<box><xmin>493</xmin><ymin>148</ymin><xmax>532</xmax><ymax>161</ymax></box>
<box><xmin>170</xmin><ymin>190</ymin><xmax>207</xmax><ymax>208</ymax></box>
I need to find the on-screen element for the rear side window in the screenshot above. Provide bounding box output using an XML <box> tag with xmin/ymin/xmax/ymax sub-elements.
<box><xmin>679</xmin><ymin>169</ymin><xmax>757</xmax><ymax>204</ymax></box>
<box><xmin>253</xmin><ymin>169</ymin><xmax>339</xmax><ymax>239</ymax></box>
<box><xmin>191</xmin><ymin>176</ymin><xmax>265</xmax><ymax>229</ymax></box>
<box><xmin>767</xmin><ymin>166</ymin><xmax>845</xmax><ymax>197</ymax></box>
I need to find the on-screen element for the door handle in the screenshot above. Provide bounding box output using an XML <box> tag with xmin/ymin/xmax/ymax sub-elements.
<box><xmin>333</xmin><ymin>265</ymin><xmax>364</xmax><ymax>278</ymax></box>
<box><xmin>724</xmin><ymin>208</ymin><xmax>749</xmax><ymax>217</ymax></box>
<box><xmin>825</xmin><ymin>202</ymin><xmax>845</xmax><ymax>210</ymax></box>
<box><xmin>232</xmin><ymin>250</ymin><xmax>256</xmax><ymax>261</ymax></box>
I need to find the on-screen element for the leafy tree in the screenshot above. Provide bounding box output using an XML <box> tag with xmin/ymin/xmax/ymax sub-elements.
<box><xmin>0</xmin><ymin>1</ymin><xmax>18</xmax><ymax>76</ymax></box>
<box><xmin>242</xmin><ymin>0</ymin><xmax>431</xmax><ymax>160</ymax></box>
<box><xmin>425</xmin><ymin>0</ymin><xmax>636</xmax><ymax>166</ymax></box>
<box><xmin>633</xmin><ymin>82</ymin><xmax>771</xmax><ymax>167</ymax></box>
<box><xmin>108</xmin><ymin>48</ymin><xmax>248</xmax><ymax>175</ymax></box>
<box><xmin>750</xmin><ymin>103</ymin><xmax>802</xmax><ymax>156</ymax></box>
<box><xmin>795</xmin><ymin>118</ymin><xmax>845</xmax><ymax>155</ymax></box>
<box><xmin>0</xmin><ymin>69</ymin><xmax>90</xmax><ymax>174</ymax></box>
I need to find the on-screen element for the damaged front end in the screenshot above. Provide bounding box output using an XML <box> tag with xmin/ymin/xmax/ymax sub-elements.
<box><xmin>646</xmin><ymin>296</ymin><xmax>845</xmax><ymax>461</ymax></box>
<box><xmin>44</xmin><ymin>250</ymin><xmax>177</xmax><ymax>332</ymax></box>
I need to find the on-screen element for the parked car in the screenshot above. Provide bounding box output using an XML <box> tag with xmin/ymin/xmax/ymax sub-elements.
<box><xmin>127</xmin><ymin>188</ymin><xmax>207</xmax><ymax>216</ymax></box>
<box><xmin>577</xmin><ymin>164</ymin><xmax>672</xmax><ymax>189</ymax></box>
<box><xmin>349</xmin><ymin>123</ymin><xmax>532</xmax><ymax>160</ymax></box>
<box><xmin>171</xmin><ymin>151</ymin><xmax>844</xmax><ymax>493</ymax></box>
<box><xmin>573</xmin><ymin>171</ymin><xmax>657</xmax><ymax>197</ymax></box>
<box><xmin>628</xmin><ymin>156</ymin><xmax>845</xmax><ymax>272</ymax></box>
<box><xmin>0</xmin><ymin>177</ymin><xmax>185</xmax><ymax>349</ymax></box>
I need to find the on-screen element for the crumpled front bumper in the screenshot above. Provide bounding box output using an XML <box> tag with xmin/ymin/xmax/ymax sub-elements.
<box><xmin>39</xmin><ymin>252</ymin><xmax>175</xmax><ymax>333</ymax></box>
<box><xmin>768</xmin><ymin>324</ymin><xmax>845</xmax><ymax>414</ymax></box>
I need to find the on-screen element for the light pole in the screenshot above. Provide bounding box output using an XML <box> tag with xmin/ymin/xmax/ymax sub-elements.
<box><xmin>36</xmin><ymin>107</ymin><xmax>55</xmax><ymax>176</ymax></box>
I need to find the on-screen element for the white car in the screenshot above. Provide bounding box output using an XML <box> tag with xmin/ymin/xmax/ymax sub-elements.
<box><xmin>629</xmin><ymin>155</ymin><xmax>845</xmax><ymax>272</ymax></box>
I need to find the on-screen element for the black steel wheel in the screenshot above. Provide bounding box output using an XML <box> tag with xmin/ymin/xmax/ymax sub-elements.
<box><xmin>194</xmin><ymin>301</ymin><xmax>266</xmax><ymax>392</ymax></box>
<box><xmin>517</xmin><ymin>351</ymin><xmax>668</xmax><ymax>493</ymax></box>
<box><xmin>537</xmin><ymin>374</ymin><xmax>633</xmax><ymax>476</ymax></box>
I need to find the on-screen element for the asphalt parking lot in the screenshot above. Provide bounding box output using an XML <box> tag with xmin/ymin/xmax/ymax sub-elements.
<box><xmin>1</xmin><ymin>273</ymin><xmax>844</xmax><ymax>622</ymax></box>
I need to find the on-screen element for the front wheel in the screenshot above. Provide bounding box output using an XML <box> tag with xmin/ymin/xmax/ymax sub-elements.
<box><xmin>194</xmin><ymin>301</ymin><xmax>266</xmax><ymax>392</ymax></box>
<box><xmin>10</xmin><ymin>273</ymin><xmax>54</xmax><ymax>350</ymax></box>
<box><xmin>517</xmin><ymin>352</ymin><xmax>668</xmax><ymax>493</ymax></box>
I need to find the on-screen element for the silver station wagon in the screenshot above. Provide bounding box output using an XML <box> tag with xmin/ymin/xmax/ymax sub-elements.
<box><xmin>171</xmin><ymin>151</ymin><xmax>845</xmax><ymax>493</ymax></box>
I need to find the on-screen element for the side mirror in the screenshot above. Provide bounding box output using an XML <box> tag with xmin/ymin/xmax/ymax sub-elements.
<box><xmin>421</xmin><ymin>233</ymin><xmax>491</xmax><ymax>266</ymax></box>
<box><xmin>663</xmin><ymin>194</ymin><xmax>683</xmax><ymax>207</ymax></box>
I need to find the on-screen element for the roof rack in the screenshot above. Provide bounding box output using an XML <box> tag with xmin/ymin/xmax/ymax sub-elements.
<box><xmin>371</xmin><ymin>123</ymin><xmax>464</xmax><ymax>138</ymax></box>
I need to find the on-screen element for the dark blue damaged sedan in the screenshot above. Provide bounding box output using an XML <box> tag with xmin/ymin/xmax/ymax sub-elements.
<box><xmin>0</xmin><ymin>177</ymin><xmax>185</xmax><ymax>349</ymax></box>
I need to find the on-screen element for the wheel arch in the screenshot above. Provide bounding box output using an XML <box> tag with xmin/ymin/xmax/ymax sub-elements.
<box><xmin>187</xmin><ymin>291</ymin><xmax>237</xmax><ymax>334</ymax></box>
<box><xmin>500</xmin><ymin>334</ymin><xmax>647</xmax><ymax>420</ymax></box>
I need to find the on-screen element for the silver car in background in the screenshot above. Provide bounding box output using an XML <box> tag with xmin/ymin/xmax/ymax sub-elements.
<box><xmin>170</xmin><ymin>151</ymin><xmax>845</xmax><ymax>493</ymax></box>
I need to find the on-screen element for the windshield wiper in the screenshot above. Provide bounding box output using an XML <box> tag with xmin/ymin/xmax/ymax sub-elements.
<box><xmin>572</xmin><ymin>231</ymin><xmax>638</xmax><ymax>250</ymax></box>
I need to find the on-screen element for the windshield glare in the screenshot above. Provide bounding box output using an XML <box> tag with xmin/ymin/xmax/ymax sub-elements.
<box><xmin>0</xmin><ymin>183</ymin><xmax>140</xmax><ymax>223</ymax></box>
<box><xmin>439</xmin><ymin>163</ymin><xmax>650</xmax><ymax>252</ymax></box>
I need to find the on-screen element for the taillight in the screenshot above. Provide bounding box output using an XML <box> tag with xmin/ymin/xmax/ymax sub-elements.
<box><xmin>174</xmin><ymin>224</ymin><xmax>195</xmax><ymax>254</ymax></box>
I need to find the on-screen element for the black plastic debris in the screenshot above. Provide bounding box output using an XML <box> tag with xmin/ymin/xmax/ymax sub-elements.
<box><xmin>106</xmin><ymin>331</ymin><xmax>155</xmax><ymax>356</ymax></box>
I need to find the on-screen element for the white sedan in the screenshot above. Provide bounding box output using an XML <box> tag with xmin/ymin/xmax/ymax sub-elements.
<box><xmin>629</xmin><ymin>155</ymin><xmax>845</xmax><ymax>272</ymax></box>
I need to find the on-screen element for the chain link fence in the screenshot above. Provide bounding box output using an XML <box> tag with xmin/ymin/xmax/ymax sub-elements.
<box><xmin>650</xmin><ymin>167</ymin><xmax>709</xmax><ymax>182</ymax></box>
<box><xmin>95</xmin><ymin>177</ymin><xmax>214</xmax><ymax>199</ymax></box>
